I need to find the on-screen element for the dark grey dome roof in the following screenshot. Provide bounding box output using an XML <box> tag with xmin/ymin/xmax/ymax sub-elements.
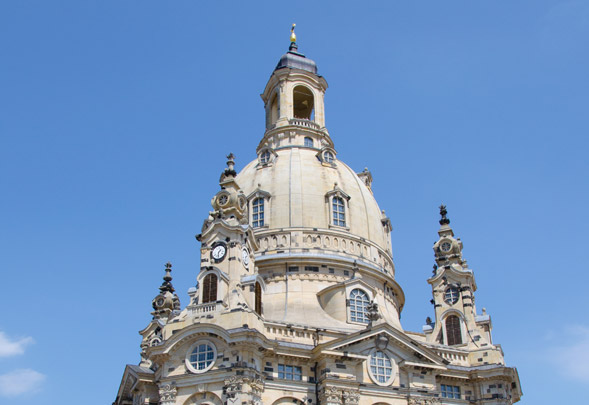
<box><xmin>275</xmin><ymin>44</ymin><xmax>318</xmax><ymax>74</ymax></box>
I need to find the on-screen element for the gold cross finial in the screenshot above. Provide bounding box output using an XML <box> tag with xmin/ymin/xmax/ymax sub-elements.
<box><xmin>290</xmin><ymin>24</ymin><xmax>296</xmax><ymax>43</ymax></box>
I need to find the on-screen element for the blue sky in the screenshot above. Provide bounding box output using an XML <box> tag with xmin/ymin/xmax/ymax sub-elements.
<box><xmin>1</xmin><ymin>1</ymin><xmax>588</xmax><ymax>404</ymax></box>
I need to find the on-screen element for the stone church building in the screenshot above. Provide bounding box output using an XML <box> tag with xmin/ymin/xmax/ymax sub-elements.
<box><xmin>114</xmin><ymin>28</ymin><xmax>522</xmax><ymax>405</ymax></box>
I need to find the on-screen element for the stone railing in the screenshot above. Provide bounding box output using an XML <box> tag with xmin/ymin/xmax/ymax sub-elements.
<box><xmin>255</xmin><ymin>229</ymin><xmax>394</xmax><ymax>275</ymax></box>
<box><xmin>434</xmin><ymin>348</ymin><xmax>469</xmax><ymax>366</ymax></box>
<box><xmin>265</xmin><ymin>324</ymin><xmax>319</xmax><ymax>344</ymax></box>
<box><xmin>188</xmin><ymin>301</ymin><xmax>222</xmax><ymax>316</ymax></box>
<box><xmin>289</xmin><ymin>118</ymin><xmax>320</xmax><ymax>130</ymax></box>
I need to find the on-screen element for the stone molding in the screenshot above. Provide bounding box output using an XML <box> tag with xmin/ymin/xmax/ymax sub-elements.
<box><xmin>408</xmin><ymin>397</ymin><xmax>441</xmax><ymax>405</ymax></box>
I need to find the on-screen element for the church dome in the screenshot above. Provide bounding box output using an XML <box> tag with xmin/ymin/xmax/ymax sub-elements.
<box><xmin>229</xmin><ymin>28</ymin><xmax>402</xmax><ymax>329</ymax></box>
<box><xmin>236</xmin><ymin>147</ymin><xmax>393</xmax><ymax>270</ymax></box>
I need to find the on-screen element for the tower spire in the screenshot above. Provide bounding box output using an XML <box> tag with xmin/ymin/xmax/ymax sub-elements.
<box><xmin>151</xmin><ymin>262</ymin><xmax>180</xmax><ymax>320</ymax></box>
<box><xmin>159</xmin><ymin>261</ymin><xmax>175</xmax><ymax>293</ymax></box>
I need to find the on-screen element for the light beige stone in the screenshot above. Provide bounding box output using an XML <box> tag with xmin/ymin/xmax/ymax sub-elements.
<box><xmin>114</xmin><ymin>37</ymin><xmax>521</xmax><ymax>405</ymax></box>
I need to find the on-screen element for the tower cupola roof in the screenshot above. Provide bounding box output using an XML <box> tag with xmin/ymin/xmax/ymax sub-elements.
<box><xmin>274</xmin><ymin>24</ymin><xmax>318</xmax><ymax>74</ymax></box>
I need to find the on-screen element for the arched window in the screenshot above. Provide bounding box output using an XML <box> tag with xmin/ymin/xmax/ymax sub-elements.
<box><xmin>293</xmin><ymin>85</ymin><xmax>314</xmax><ymax>120</ymax></box>
<box><xmin>269</xmin><ymin>93</ymin><xmax>279</xmax><ymax>126</ymax></box>
<box><xmin>255</xmin><ymin>282</ymin><xmax>262</xmax><ymax>315</ymax></box>
<box><xmin>332</xmin><ymin>197</ymin><xmax>346</xmax><ymax>227</ymax></box>
<box><xmin>446</xmin><ymin>315</ymin><xmax>462</xmax><ymax>345</ymax></box>
<box><xmin>202</xmin><ymin>274</ymin><xmax>217</xmax><ymax>304</ymax></box>
<box><xmin>349</xmin><ymin>289</ymin><xmax>370</xmax><ymax>323</ymax></box>
<box><xmin>369</xmin><ymin>351</ymin><xmax>394</xmax><ymax>384</ymax></box>
<box><xmin>304</xmin><ymin>137</ymin><xmax>313</xmax><ymax>148</ymax></box>
<box><xmin>252</xmin><ymin>198</ymin><xmax>264</xmax><ymax>227</ymax></box>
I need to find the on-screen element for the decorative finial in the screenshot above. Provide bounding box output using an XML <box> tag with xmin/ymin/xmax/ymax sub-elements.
<box><xmin>439</xmin><ymin>204</ymin><xmax>450</xmax><ymax>225</ymax></box>
<box><xmin>289</xmin><ymin>24</ymin><xmax>298</xmax><ymax>52</ymax></box>
<box><xmin>226</xmin><ymin>153</ymin><xmax>235</xmax><ymax>170</ymax></box>
<box><xmin>159</xmin><ymin>262</ymin><xmax>175</xmax><ymax>293</ymax></box>
<box><xmin>223</xmin><ymin>153</ymin><xmax>237</xmax><ymax>178</ymax></box>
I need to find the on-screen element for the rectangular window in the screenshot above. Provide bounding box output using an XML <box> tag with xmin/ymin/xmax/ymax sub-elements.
<box><xmin>277</xmin><ymin>364</ymin><xmax>302</xmax><ymax>380</ymax></box>
<box><xmin>252</xmin><ymin>198</ymin><xmax>264</xmax><ymax>228</ymax></box>
<box><xmin>304</xmin><ymin>266</ymin><xmax>319</xmax><ymax>272</ymax></box>
<box><xmin>441</xmin><ymin>384</ymin><xmax>461</xmax><ymax>399</ymax></box>
<box><xmin>332</xmin><ymin>197</ymin><xmax>346</xmax><ymax>227</ymax></box>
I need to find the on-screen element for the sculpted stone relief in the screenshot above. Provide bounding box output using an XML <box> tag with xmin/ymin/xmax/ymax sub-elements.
<box><xmin>319</xmin><ymin>387</ymin><xmax>361</xmax><ymax>405</ymax></box>
<box><xmin>408</xmin><ymin>398</ymin><xmax>441</xmax><ymax>405</ymax></box>
<box><xmin>185</xmin><ymin>392</ymin><xmax>223</xmax><ymax>405</ymax></box>
<box><xmin>158</xmin><ymin>383</ymin><xmax>177</xmax><ymax>405</ymax></box>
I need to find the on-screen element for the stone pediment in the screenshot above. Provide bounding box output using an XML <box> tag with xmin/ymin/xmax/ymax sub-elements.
<box><xmin>199</xmin><ymin>220</ymin><xmax>259</xmax><ymax>252</ymax></box>
<box><xmin>115</xmin><ymin>364</ymin><xmax>155</xmax><ymax>404</ymax></box>
<box><xmin>138</xmin><ymin>319</ymin><xmax>165</xmax><ymax>336</ymax></box>
<box><xmin>316</xmin><ymin>323</ymin><xmax>447</xmax><ymax>369</ymax></box>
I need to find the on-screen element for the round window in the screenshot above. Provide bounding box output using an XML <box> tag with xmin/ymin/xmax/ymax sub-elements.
<box><xmin>444</xmin><ymin>286</ymin><xmax>460</xmax><ymax>305</ymax></box>
<box><xmin>440</xmin><ymin>240</ymin><xmax>452</xmax><ymax>252</ymax></box>
<box><xmin>324</xmin><ymin>151</ymin><xmax>335</xmax><ymax>163</ymax></box>
<box><xmin>368</xmin><ymin>350</ymin><xmax>396</xmax><ymax>386</ymax></box>
<box><xmin>260</xmin><ymin>150</ymin><xmax>271</xmax><ymax>164</ymax></box>
<box><xmin>217</xmin><ymin>194</ymin><xmax>229</xmax><ymax>206</ymax></box>
<box><xmin>185</xmin><ymin>340</ymin><xmax>217</xmax><ymax>374</ymax></box>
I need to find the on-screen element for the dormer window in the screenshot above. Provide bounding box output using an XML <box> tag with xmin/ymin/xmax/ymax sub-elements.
<box><xmin>324</xmin><ymin>151</ymin><xmax>334</xmax><ymax>163</ymax></box>
<box><xmin>248</xmin><ymin>188</ymin><xmax>271</xmax><ymax>228</ymax></box>
<box><xmin>293</xmin><ymin>85</ymin><xmax>314</xmax><ymax>120</ymax></box>
<box><xmin>260</xmin><ymin>150</ymin><xmax>271</xmax><ymax>164</ymax></box>
<box><xmin>317</xmin><ymin>147</ymin><xmax>337</xmax><ymax>166</ymax></box>
<box><xmin>349</xmin><ymin>288</ymin><xmax>370</xmax><ymax>323</ymax></box>
<box><xmin>304</xmin><ymin>137</ymin><xmax>313</xmax><ymax>148</ymax></box>
<box><xmin>252</xmin><ymin>198</ymin><xmax>265</xmax><ymax>228</ymax></box>
<box><xmin>326</xmin><ymin>185</ymin><xmax>350</xmax><ymax>229</ymax></box>
<box><xmin>332</xmin><ymin>197</ymin><xmax>346</xmax><ymax>227</ymax></box>
<box><xmin>258</xmin><ymin>148</ymin><xmax>276</xmax><ymax>167</ymax></box>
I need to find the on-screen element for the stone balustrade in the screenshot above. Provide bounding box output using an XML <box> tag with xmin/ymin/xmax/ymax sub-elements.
<box><xmin>255</xmin><ymin>229</ymin><xmax>394</xmax><ymax>275</ymax></box>
<box><xmin>289</xmin><ymin>118</ymin><xmax>321</xmax><ymax>130</ymax></box>
<box><xmin>188</xmin><ymin>301</ymin><xmax>221</xmax><ymax>316</ymax></box>
<box><xmin>434</xmin><ymin>348</ymin><xmax>469</xmax><ymax>365</ymax></box>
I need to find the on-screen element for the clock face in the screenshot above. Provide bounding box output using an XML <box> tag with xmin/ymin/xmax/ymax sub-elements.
<box><xmin>441</xmin><ymin>241</ymin><xmax>452</xmax><ymax>252</ymax></box>
<box><xmin>211</xmin><ymin>244</ymin><xmax>227</xmax><ymax>262</ymax></box>
<box><xmin>156</xmin><ymin>297</ymin><xmax>165</xmax><ymax>307</ymax></box>
<box><xmin>242</xmin><ymin>248</ymin><xmax>250</xmax><ymax>267</ymax></box>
